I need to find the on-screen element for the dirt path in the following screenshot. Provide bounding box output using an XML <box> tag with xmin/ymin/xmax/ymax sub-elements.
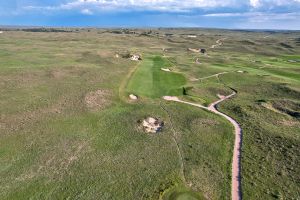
<box><xmin>163</xmin><ymin>93</ymin><xmax>242</xmax><ymax>200</ymax></box>
<box><xmin>191</xmin><ymin>72</ymin><xmax>228</xmax><ymax>81</ymax></box>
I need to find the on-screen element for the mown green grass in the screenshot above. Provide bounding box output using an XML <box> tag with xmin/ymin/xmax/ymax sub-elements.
<box><xmin>126</xmin><ymin>56</ymin><xmax>186</xmax><ymax>98</ymax></box>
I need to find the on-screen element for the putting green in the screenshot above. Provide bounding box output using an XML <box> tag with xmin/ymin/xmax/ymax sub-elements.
<box><xmin>126</xmin><ymin>56</ymin><xmax>186</xmax><ymax>98</ymax></box>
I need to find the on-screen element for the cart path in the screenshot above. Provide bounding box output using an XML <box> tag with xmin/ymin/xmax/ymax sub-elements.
<box><xmin>191</xmin><ymin>72</ymin><xmax>228</xmax><ymax>81</ymax></box>
<box><xmin>163</xmin><ymin>93</ymin><xmax>242</xmax><ymax>200</ymax></box>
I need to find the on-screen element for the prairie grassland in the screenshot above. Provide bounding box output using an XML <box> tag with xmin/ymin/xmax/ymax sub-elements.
<box><xmin>0</xmin><ymin>28</ymin><xmax>299</xmax><ymax>199</ymax></box>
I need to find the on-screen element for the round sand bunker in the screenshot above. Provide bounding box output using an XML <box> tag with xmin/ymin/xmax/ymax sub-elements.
<box><xmin>129</xmin><ymin>94</ymin><xmax>138</xmax><ymax>100</ymax></box>
<box><xmin>140</xmin><ymin>117</ymin><xmax>164</xmax><ymax>133</ymax></box>
<box><xmin>161</xmin><ymin>68</ymin><xmax>171</xmax><ymax>72</ymax></box>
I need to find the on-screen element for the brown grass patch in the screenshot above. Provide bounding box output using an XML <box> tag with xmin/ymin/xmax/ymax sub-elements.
<box><xmin>16</xmin><ymin>140</ymin><xmax>90</xmax><ymax>181</ymax></box>
<box><xmin>0</xmin><ymin>70</ymin><xmax>45</xmax><ymax>88</ymax></box>
<box><xmin>262</xmin><ymin>100</ymin><xmax>300</xmax><ymax>119</ymax></box>
<box><xmin>191</xmin><ymin>118</ymin><xmax>220</xmax><ymax>128</ymax></box>
<box><xmin>1</xmin><ymin>97</ymin><xmax>68</xmax><ymax>132</ymax></box>
<box><xmin>279</xmin><ymin>119</ymin><xmax>300</xmax><ymax>128</ymax></box>
<box><xmin>48</xmin><ymin>69</ymin><xmax>67</xmax><ymax>79</ymax></box>
<box><xmin>84</xmin><ymin>89</ymin><xmax>112</xmax><ymax>111</ymax></box>
<box><xmin>47</xmin><ymin>66</ymin><xmax>88</xmax><ymax>79</ymax></box>
<box><xmin>97</xmin><ymin>50</ymin><xmax>113</xmax><ymax>58</ymax></box>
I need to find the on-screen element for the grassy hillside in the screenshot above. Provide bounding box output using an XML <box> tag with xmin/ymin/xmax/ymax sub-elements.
<box><xmin>0</xmin><ymin>28</ymin><xmax>299</xmax><ymax>199</ymax></box>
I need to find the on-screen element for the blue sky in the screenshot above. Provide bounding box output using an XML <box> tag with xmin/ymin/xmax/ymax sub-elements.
<box><xmin>0</xmin><ymin>0</ymin><xmax>300</xmax><ymax>30</ymax></box>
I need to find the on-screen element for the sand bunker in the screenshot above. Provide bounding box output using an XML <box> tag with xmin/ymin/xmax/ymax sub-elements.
<box><xmin>141</xmin><ymin>117</ymin><xmax>164</xmax><ymax>133</ymax></box>
<box><xmin>129</xmin><ymin>94</ymin><xmax>138</xmax><ymax>100</ymax></box>
<box><xmin>130</xmin><ymin>54</ymin><xmax>142</xmax><ymax>61</ymax></box>
<box><xmin>211</xmin><ymin>38</ymin><xmax>226</xmax><ymax>49</ymax></box>
<box><xmin>84</xmin><ymin>90</ymin><xmax>111</xmax><ymax>111</ymax></box>
<box><xmin>195</xmin><ymin>58</ymin><xmax>201</xmax><ymax>64</ymax></box>
<box><xmin>188</xmin><ymin>48</ymin><xmax>200</xmax><ymax>53</ymax></box>
<box><xmin>161</xmin><ymin>68</ymin><xmax>171</xmax><ymax>72</ymax></box>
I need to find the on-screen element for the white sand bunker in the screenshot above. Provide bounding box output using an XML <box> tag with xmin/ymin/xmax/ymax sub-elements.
<box><xmin>237</xmin><ymin>70</ymin><xmax>244</xmax><ymax>73</ymax></box>
<box><xmin>142</xmin><ymin>117</ymin><xmax>164</xmax><ymax>133</ymax></box>
<box><xmin>161</xmin><ymin>68</ymin><xmax>171</xmax><ymax>72</ymax></box>
<box><xmin>195</xmin><ymin>58</ymin><xmax>201</xmax><ymax>64</ymax></box>
<box><xmin>130</xmin><ymin>54</ymin><xmax>142</xmax><ymax>61</ymax></box>
<box><xmin>129</xmin><ymin>94</ymin><xmax>138</xmax><ymax>100</ymax></box>
<box><xmin>188</xmin><ymin>48</ymin><xmax>200</xmax><ymax>53</ymax></box>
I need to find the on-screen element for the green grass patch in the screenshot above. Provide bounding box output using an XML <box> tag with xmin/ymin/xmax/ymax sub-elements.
<box><xmin>126</xmin><ymin>56</ymin><xmax>186</xmax><ymax>98</ymax></box>
<box><xmin>162</xmin><ymin>184</ymin><xmax>205</xmax><ymax>200</ymax></box>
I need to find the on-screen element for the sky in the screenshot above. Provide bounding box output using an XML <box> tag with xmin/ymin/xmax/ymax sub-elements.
<box><xmin>0</xmin><ymin>0</ymin><xmax>300</xmax><ymax>30</ymax></box>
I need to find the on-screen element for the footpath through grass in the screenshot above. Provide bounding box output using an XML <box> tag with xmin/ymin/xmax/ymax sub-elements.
<box><xmin>126</xmin><ymin>56</ymin><xmax>186</xmax><ymax>98</ymax></box>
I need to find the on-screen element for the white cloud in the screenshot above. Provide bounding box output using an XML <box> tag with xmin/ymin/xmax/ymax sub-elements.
<box><xmin>250</xmin><ymin>0</ymin><xmax>261</xmax><ymax>7</ymax></box>
<box><xmin>249</xmin><ymin>0</ymin><xmax>300</xmax><ymax>8</ymax></box>
<box><xmin>81</xmin><ymin>8</ymin><xmax>93</xmax><ymax>15</ymax></box>
<box><xmin>204</xmin><ymin>11</ymin><xmax>300</xmax><ymax>18</ymax></box>
<box><xmin>23</xmin><ymin>0</ymin><xmax>300</xmax><ymax>13</ymax></box>
<box><xmin>24</xmin><ymin>0</ymin><xmax>244</xmax><ymax>12</ymax></box>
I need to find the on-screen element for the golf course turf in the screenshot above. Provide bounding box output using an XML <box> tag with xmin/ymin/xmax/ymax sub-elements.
<box><xmin>126</xmin><ymin>56</ymin><xmax>186</xmax><ymax>98</ymax></box>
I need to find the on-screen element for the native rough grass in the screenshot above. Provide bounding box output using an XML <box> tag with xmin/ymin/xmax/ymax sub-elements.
<box><xmin>0</xmin><ymin>28</ymin><xmax>299</xmax><ymax>199</ymax></box>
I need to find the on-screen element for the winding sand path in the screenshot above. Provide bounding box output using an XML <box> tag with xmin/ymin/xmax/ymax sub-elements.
<box><xmin>163</xmin><ymin>92</ymin><xmax>242</xmax><ymax>200</ymax></box>
<box><xmin>191</xmin><ymin>72</ymin><xmax>228</xmax><ymax>81</ymax></box>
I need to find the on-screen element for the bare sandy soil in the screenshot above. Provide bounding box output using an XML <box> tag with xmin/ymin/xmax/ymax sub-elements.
<box><xmin>161</xmin><ymin>68</ymin><xmax>171</xmax><ymax>72</ymax></box>
<box><xmin>191</xmin><ymin>72</ymin><xmax>228</xmax><ymax>81</ymax></box>
<box><xmin>210</xmin><ymin>38</ymin><xmax>227</xmax><ymax>49</ymax></box>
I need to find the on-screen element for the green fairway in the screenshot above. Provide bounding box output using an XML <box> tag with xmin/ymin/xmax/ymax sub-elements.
<box><xmin>126</xmin><ymin>56</ymin><xmax>186</xmax><ymax>98</ymax></box>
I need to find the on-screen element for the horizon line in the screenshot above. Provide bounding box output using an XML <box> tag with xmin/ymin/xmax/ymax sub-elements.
<box><xmin>1</xmin><ymin>25</ymin><xmax>300</xmax><ymax>32</ymax></box>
